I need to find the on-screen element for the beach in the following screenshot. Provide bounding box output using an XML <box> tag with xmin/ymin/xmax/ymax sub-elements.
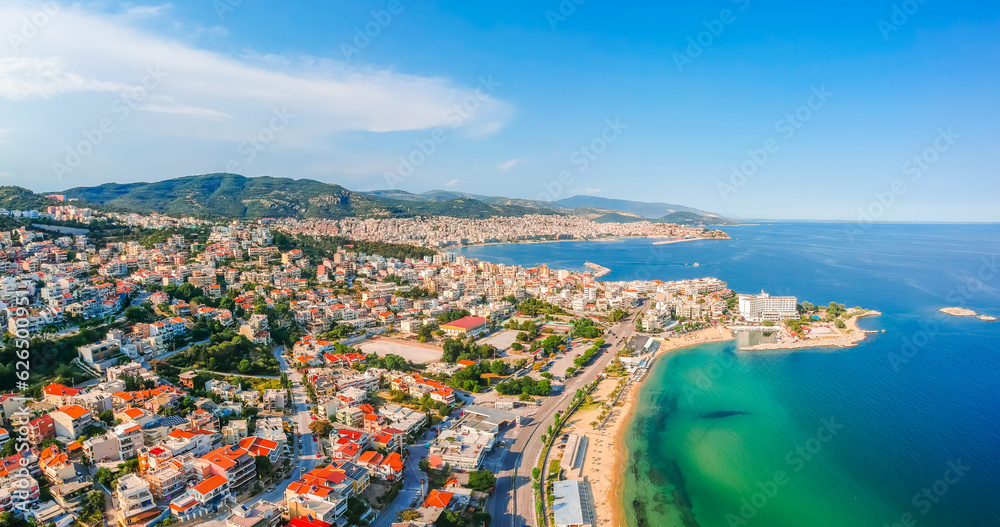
<box><xmin>556</xmin><ymin>325</ymin><xmax>735</xmax><ymax>527</ymax></box>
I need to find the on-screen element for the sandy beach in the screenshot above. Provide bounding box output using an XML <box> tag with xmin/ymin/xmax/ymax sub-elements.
<box><xmin>557</xmin><ymin>325</ymin><xmax>734</xmax><ymax>527</ymax></box>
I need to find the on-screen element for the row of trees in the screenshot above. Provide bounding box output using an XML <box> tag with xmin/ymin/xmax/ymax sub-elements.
<box><xmin>495</xmin><ymin>376</ymin><xmax>551</xmax><ymax>396</ymax></box>
<box><xmin>573</xmin><ymin>339</ymin><xmax>605</xmax><ymax>369</ymax></box>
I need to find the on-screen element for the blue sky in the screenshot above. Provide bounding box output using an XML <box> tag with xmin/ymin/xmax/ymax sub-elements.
<box><xmin>1</xmin><ymin>1</ymin><xmax>998</xmax><ymax>220</ymax></box>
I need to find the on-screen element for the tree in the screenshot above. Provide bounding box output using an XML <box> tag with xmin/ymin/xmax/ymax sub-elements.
<box><xmin>255</xmin><ymin>455</ymin><xmax>275</xmax><ymax>481</ymax></box>
<box><xmin>467</xmin><ymin>469</ymin><xmax>497</xmax><ymax>492</ymax></box>
<box><xmin>98</xmin><ymin>409</ymin><xmax>114</xmax><ymax>426</ymax></box>
<box><xmin>489</xmin><ymin>360</ymin><xmax>508</xmax><ymax>376</ymax></box>
<box><xmin>309</xmin><ymin>419</ymin><xmax>334</xmax><ymax>437</ymax></box>
<box><xmin>564</xmin><ymin>366</ymin><xmax>576</xmax><ymax>377</ymax></box>
<box><xmin>94</xmin><ymin>467</ymin><xmax>114</xmax><ymax>487</ymax></box>
<box><xmin>435</xmin><ymin>509</ymin><xmax>464</xmax><ymax>527</ymax></box>
<box><xmin>398</xmin><ymin>509</ymin><xmax>421</xmax><ymax>521</ymax></box>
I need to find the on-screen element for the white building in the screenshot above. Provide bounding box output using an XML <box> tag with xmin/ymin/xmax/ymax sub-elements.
<box><xmin>737</xmin><ymin>290</ymin><xmax>797</xmax><ymax>322</ymax></box>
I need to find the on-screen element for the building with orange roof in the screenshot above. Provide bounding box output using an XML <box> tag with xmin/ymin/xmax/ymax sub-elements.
<box><xmin>201</xmin><ymin>445</ymin><xmax>255</xmax><ymax>489</ymax></box>
<box><xmin>423</xmin><ymin>489</ymin><xmax>453</xmax><ymax>509</ymax></box>
<box><xmin>41</xmin><ymin>383</ymin><xmax>81</xmax><ymax>405</ymax></box>
<box><xmin>379</xmin><ymin>452</ymin><xmax>404</xmax><ymax>481</ymax></box>
<box><xmin>50</xmin><ymin>405</ymin><xmax>93</xmax><ymax>439</ymax></box>
<box><xmin>439</xmin><ymin>316</ymin><xmax>487</xmax><ymax>337</ymax></box>
<box><xmin>27</xmin><ymin>415</ymin><xmax>55</xmax><ymax>445</ymax></box>
<box><xmin>237</xmin><ymin>436</ymin><xmax>280</xmax><ymax>466</ymax></box>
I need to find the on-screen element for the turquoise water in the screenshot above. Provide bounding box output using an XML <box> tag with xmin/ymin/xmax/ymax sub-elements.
<box><xmin>456</xmin><ymin>224</ymin><xmax>1000</xmax><ymax>527</ymax></box>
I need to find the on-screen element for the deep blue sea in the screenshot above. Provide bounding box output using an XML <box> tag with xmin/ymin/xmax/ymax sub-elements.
<box><xmin>456</xmin><ymin>223</ymin><xmax>1000</xmax><ymax>527</ymax></box>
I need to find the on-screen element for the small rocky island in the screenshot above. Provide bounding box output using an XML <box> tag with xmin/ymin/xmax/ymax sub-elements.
<box><xmin>939</xmin><ymin>307</ymin><xmax>996</xmax><ymax>321</ymax></box>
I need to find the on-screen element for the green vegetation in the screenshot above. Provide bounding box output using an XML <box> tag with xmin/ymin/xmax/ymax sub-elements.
<box><xmin>467</xmin><ymin>469</ymin><xmax>497</xmax><ymax>492</ymax></box>
<box><xmin>437</xmin><ymin>310</ymin><xmax>471</xmax><ymax>324</ymax></box>
<box><xmin>441</xmin><ymin>338</ymin><xmax>496</xmax><ymax>363</ymax></box>
<box><xmin>165</xmin><ymin>330</ymin><xmax>278</xmax><ymax>375</ymax></box>
<box><xmin>61</xmin><ymin>173</ymin><xmax>551</xmax><ymax>221</ymax></box>
<box><xmin>1</xmin><ymin>326</ymin><xmax>111</xmax><ymax>394</ymax></box>
<box><xmin>281</xmin><ymin>231</ymin><xmax>436</xmax><ymax>262</ymax></box>
<box><xmin>495</xmin><ymin>376</ymin><xmax>551</xmax><ymax>396</ymax></box>
<box><xmin>573</xmin><ymin>339</ymin><xmax>605</xmax><ymax>368</ymax></box>
<box><xmin>571</xmin><ymin>317</ymin><xmax>602</xmax><ymax>338</ymax></box>
<box><xmin>517</xmin><ymin>298</ymin><xmax>567</xmax><ymax>316</ymax></box>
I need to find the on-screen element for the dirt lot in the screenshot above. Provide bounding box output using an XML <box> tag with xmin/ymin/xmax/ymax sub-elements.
<box><xmin>358</xmin><ymin>339</ymin><xmax>443</xmax><ymax>363</ymax></box>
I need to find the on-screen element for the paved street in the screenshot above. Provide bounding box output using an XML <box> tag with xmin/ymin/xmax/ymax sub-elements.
<box><xmin>198</xmin><ymin>345</ymin><xmax>320</xmax><ymax>527</ymax></box>
<box><xmin>489</xmin><ymin>303</ymin><xmax>646</xmax><ymax>527</ymax></box>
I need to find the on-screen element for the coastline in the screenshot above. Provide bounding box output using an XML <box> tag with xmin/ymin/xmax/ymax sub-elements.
<box><xmin>606</xmin><ymin>325</ymin><xmax>735</xmax><ymax>527</ymax></box>
<box><xmin>737</xmin><ymin>310</ymin><xmax>882</xmax><ymax>352</ymax></box>
<box><xmin>445</xmin><ymin>234</ymin><xmax>732</xmax><ymax>250</ymax></box>
<box><xmin>651</xmin><ymin>236</ymin><xmax>729</xmax><ymax>245</ymax></box>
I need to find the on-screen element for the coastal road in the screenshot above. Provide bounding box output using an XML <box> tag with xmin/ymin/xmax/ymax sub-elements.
<box><xmin>490</xmin><ymin>303</ymin><xmax>646</xmax><ymax>527</ymax></box>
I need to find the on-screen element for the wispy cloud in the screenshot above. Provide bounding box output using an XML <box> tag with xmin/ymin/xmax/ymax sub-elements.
<box><xmin>443</xmin><ymin>179</ymin><xmax>460</xmax><ymax>187</ymax></box>
<box><xmin>497</xmin><ymin>158</ymin><xmax>526</xmax><ymax>171</ymax></box>
<box><xmin>0</xmin><ymin>1</ymin><xmax>514</xmax><ymax>188</ymax></box>
<box><xmin>122</xmin><ymin>3</ymin><xmax>173</xmax><ymax>19</ymax></box>
<box><xmin>0</xmin><ymin>57</ymin><xmax>131</xmax><ymax>100</ymax></box>
<box><xmin>581</xmin><ymin>188</ymin><xmax>602</xmax><ymax>194</ymax></box>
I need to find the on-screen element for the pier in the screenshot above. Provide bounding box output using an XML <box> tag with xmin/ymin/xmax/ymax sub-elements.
<box><xmin>584</xmin><ymin>261</ymin><xmax>611</xmax><ymax>277</ymax></box>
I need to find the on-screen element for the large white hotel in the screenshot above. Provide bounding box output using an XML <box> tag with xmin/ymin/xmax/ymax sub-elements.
<box><xmin>738</xmin><ymin>290</ymin><xmax>798</xmax><ymax>322</ymax></box>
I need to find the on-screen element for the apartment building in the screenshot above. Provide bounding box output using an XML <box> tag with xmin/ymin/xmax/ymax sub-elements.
<box><xmin>50</xmin><ymin>405</ymin><xmax>93</xmax><ymax>440</ymax></box>
<box><xmin>201</xmin><ymin>446</ymin><xmax>256</xmax><ymax>490</ymax></box>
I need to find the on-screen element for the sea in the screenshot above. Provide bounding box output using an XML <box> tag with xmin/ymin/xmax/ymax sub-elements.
<box><xmin>454</xmin><ymin>223</ymin><xmax>1000</xmax><ymax>527</ymax></box>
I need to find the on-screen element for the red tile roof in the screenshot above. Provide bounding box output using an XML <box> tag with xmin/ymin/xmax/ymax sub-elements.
<box><xmin>423</xmin><ymin>489</ymin><xmax>453</xmax><ymax>508</ymax></box>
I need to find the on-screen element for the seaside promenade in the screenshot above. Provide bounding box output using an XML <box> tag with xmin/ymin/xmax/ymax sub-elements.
<box><xmin>488</xmin><ymin>303</ymin><xmax>647</xmax><ymax>527</ymax></box>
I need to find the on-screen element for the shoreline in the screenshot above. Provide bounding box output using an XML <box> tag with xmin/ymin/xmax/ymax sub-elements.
<box><xmin>736</xmin><ymin>310</ymin><xmax>882</xmax><ymax>352</ymax></box>
<box><xmin>443</xmin><ymin>234</ymin><xmax>732</xmax><ymax>250</ymax></box>
<box><xmin>607</xmin><ymin>325</ymin><xmax>735</xmax><ymax>527</ymax></box>
<box><xmin>605</xmin><ymin>312</ymin><xmax>882</xmax><ymax>526</ymax></box>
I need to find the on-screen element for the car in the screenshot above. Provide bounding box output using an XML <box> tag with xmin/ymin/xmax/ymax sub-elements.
<box><xmin>310</xmin><ymin>415</ymin><xmax>316</xmax><ymax>420</ymax></box>
<box><xmin>312</xmin><ymin>436</ymin><xmax>317</xmax><ymax>441</ymax></box>
<box><xmin>317</xmin><ymin>453</ymin><xmax>322</xmax><ymax>458</ymax></box>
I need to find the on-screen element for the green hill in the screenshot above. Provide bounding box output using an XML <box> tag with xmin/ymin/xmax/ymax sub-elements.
<box><xmin>56</xmin><ymin>173</ymin><xmax>553</xmax><ymax>220</ymax></box>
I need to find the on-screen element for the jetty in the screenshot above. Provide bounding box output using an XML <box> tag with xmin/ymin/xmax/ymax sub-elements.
<box><xmin>584</xmin><ymin>261</ymin><xmax>611</xmax><ymax>277</ymax></box>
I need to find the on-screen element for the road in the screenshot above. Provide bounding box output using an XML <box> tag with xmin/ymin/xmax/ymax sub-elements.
<box><xmin>198</xmin><ymin>346</ymin><xmax>322</xmax><ymax>527</ymax></box>
<box><xmin>490</xmin><ymin>303</ymin><xmax>646</xmax><ymax>527</ymax></box>
<box><xmin>369</xmin><ymin>435</ymin><xmax>430</xmax><ymax>527</ymax></box>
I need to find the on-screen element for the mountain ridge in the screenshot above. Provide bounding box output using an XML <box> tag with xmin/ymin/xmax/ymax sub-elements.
<box><xmin>0</xmin><ymin>173</ymin><xmax>733</xmax><ymax>225</ymax></box>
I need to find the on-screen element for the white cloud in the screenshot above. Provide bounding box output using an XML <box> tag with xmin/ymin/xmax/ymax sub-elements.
<box><xmin>581</xmin><ymin>188</ymin><xmax>602</xmax><ymax>194</ymax></box>
<box><xmin>0</xmin><ymin>2</ymin><xmax>512</xmax><ymax>137</ymax></box>
<box><xmin>497</xmin><ymin>158</ymin><xmax>526</xmax><ymax>171</ymax></box>
<box><xmin>139</xmin><ymin>103</ymin><xmax>233</xmax><ymax>120</ymax></box>
<box><xmin>123</xmin><ymin>3</ymin><xmax>173</xmax><ymax>19</ymax></box>
<box><xmin>0</xmin><ymin>57</ymin><xmax>131</xmax><ymax>100</ymax></box>
<box><xmin>443</xmin><ymin>179</ymin><xmax>460</xmax><ymax>187</ymax></box>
